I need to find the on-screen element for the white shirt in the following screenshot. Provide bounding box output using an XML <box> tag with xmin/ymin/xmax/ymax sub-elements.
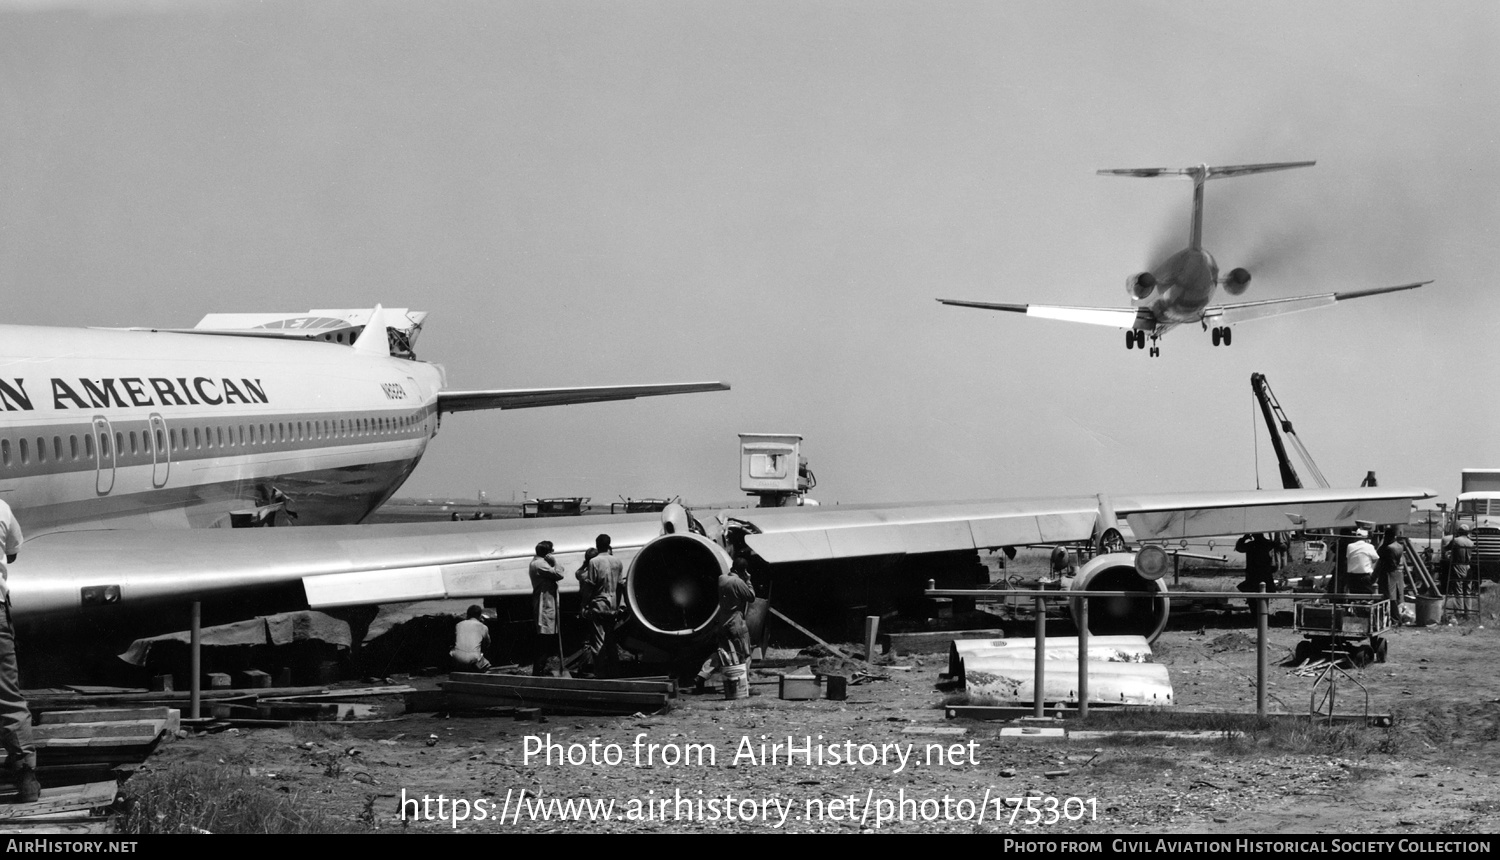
<box><xmin>0</xmin><ymin>499</ymin><xmax>22</xmax><ymax>603</ymax></box>
<box><xmin>1346</xmin><ymin>539</ymin><xmax>1378</xmax><ymax>574</ymax></box>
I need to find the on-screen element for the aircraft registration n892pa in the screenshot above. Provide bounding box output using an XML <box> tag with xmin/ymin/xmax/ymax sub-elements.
<box><xmin>0</xmin><ymin>305</ymin><xmax>1432</xmax><ymax>650</ymax></box>
<box><xmin>937</xmin><ymin>162</ymin><xmax>1431</xmax><ymax>357</ymax></box>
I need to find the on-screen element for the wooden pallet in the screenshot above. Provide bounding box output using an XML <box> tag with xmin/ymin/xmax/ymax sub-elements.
<box><xmin>0</xmin><ymin>780</ymin><xmax>119</xmax><ymax>833</ymax></box>
<box><xmin>440</xmin><ymin>673</ymin><xmax>675</xmax><ymax>715</ymax></box>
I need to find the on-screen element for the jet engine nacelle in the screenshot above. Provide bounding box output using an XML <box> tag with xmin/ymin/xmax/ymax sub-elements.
<box><xmin>1065</xmin><ymin>551</ymin><xmax>1170</xmax><ymax>642</ymax></box>
<box><xmin>1126</xmin><ymin>272</ymin><xmax>1156</xmax><ymax>300</ymax></box>
<box><xmin>624</xmin><ymin>531</ymin><xmax>731</xmax><ymax>639</ymax></box>
<box><xmin>1223</xmin><ymin>267</ymin><xmax>1251</xmax><ymax>296</ymax></box>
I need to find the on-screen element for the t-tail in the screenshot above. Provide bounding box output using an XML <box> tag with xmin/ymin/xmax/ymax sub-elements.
<box><xmin>1097</xmin><ymin>161</ymin><xmax>1315</xmax><ymax>251</ymax></box>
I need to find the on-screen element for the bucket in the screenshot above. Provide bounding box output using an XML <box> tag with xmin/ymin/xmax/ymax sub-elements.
<box><xmin>1415</xmin><ymin>596</ymin><xmax>1443</xmax><ymax>626</ymax></box>
<box><xmin>722</xmin><ymin>663</ymin><xmax>749</xmax><ymax>700</ymax></box>
<box><xmin>824</xmin><ymin>674</ymin><xmax>848</xmax><ymax>701</ymax></box>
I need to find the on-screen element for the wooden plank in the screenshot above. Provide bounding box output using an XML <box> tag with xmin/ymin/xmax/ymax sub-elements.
<box><xmin>445</xmin><ymin>693</ymin><xmax>664</xmax><ymax>716</ymax></box>
<box><xmin>34</xmin><ymin>722</ymin><xmax>164</xmax><ymax>740</ymax></box>
<box><xmin>0</xmin><ymin>781</ymin><xmax>118</xmax><ymax>818</ymax></box>
<box><xmin>769</xmin><ymin>607</ymin><xmax>858</xmax><ymax>662</ymax></box>
<box><xmin>450</xmin><ymin>673</ymin><xmax>675</xmax><ymax>696</ymax></box>
<box><xmin>257</xmin><ymin>685</ymin><xmax>417</xmax><ymax>701</ymax></box>
<box><xmin>38</xmin><ymin>707</ymin><xmax>175</xmax><ymax>725</ymax></box>
<box><xmin>0</xmin><ymin>818</ymin><xmax>117</xmax><ymax>834</ymax></box>
<box><xmin>440</xmin><ymin>681</ymin><xmax>669</xmax><ymax>707</ymax></box>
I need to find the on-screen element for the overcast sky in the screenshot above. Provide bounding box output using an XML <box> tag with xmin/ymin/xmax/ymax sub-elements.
<box><xmin>1</xmin><ymin>1</ymin><xmax>1494</xmax><ymax>508</ymax></box>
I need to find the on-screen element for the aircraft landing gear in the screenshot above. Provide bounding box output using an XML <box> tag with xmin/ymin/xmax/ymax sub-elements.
<box><xmin>1211</xmin><ymin>326</ymin><xmax>1233</xmax><ymax>346</ymax></box>
<box><xmin>1127</xmin><ymin>330</ymin><xmax>1157</xmax><ymax>354</ymax></box>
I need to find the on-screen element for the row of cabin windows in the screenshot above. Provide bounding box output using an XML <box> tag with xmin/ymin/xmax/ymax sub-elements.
<box><xmin>0</xmin><ymin>413</ymin><xmax>426</xmax><ymax>468</ymax></box>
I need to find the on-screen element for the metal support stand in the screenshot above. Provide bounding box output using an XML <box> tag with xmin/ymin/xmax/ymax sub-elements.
<box><xmin>1077</xmin><ymin>599</ymin><xmax>1089</xmax><ymax>718</ymax></box>
<box><xmin>1033</xmin><ymin>597</ymin><xmax>1046</xmax><ymax>719</ymax></box>
<box><xmin>190</xmin><ymin>601</ymin><xmax>201</xmax><ymax>721</ymax></box>
<box><xmin>1256</xmin><ymin>585</ymin><xmax>1268</xmax><ymax>717</ymax></box>
<box><xmin>1309</xmin><ymin>643</ymin><xmax>1370</xmax><ymax>726</ymax></box>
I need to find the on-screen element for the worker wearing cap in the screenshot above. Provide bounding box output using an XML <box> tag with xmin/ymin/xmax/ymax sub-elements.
<box><xmin>1344</xmin><ymin>528</ymin><xmax>1379</xmax><ymax>594</ymax></box>
<box><xmin>1443</xmin><ymin>523</ymin><xmax>1476</xmax><ymax>596</ymax></box>
<box><xmin>528</xmin><ymin>541</ymin><xmax>565</xmax><ymax>676</ymax></box>
<box><xmin>1375</xmin><ymin>526</ymin><xmax>1407</xmax><ymax>623</ymax></box>
<box><xmin>577</xmin><ymin>534</ymin><xmax>624</xmax><ymax>677</ymax></box>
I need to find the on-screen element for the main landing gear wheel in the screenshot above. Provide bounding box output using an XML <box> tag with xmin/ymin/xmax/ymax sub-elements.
<box><xmin>1211</xmin><ymin>326</ymin><xmax>1233</xmax><ymax>346</ymax></box>
<box><xmin>1125</xmin><ymin>330</ymin><xmax>1146</xmax><ymax>350</ymax></box>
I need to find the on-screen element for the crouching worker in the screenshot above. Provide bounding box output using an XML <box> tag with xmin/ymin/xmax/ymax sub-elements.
<box><xmin>450</xmin><ymin>605</ymin><xmax>492</xmax><ymax>672</ymax></box>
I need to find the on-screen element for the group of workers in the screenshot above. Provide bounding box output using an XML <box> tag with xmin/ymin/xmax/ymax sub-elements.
<box><xmin>451</xmin><ymin>534</ymin><xmax>758</xmax><ymax>681</ymax></box>
<box><xmin>1236</xmin><ymin>523</ymin><xmax>1478</xmax><ymax>623</ymax></box>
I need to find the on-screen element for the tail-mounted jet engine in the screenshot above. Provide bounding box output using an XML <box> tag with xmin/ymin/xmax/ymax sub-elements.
<box><xmin>1066</xmin><ymin>545</ymin><xmax>1171</xmax><ymax>642</ymax></box>
<box><xmin>1126</xmin><ymin>272</ymin><xmax>1156</xmax><ymax>300</ymax></box>
<box><xmin>1223</xmin><ymin>267</ymin><xmax>1251</xmax><ymax>296</ymax></box>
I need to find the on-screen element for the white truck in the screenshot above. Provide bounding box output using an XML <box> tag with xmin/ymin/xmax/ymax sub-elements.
<box><xmin>1455</xmin><ymin>469</ymin><xmax>1500</xmax><ymax>579</ymax></box>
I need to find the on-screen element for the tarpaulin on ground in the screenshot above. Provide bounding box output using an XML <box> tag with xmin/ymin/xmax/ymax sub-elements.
<box><xmin>118</xmin><ymin>611</ymin><xmax>352</xmax><ymax>666</ymax></box>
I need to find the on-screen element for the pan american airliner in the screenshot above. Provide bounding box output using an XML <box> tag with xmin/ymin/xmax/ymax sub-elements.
<box><xmin>938</xmin><ymin>161</ymin><xmax>1431</xmax><ymax>357</ymax></box>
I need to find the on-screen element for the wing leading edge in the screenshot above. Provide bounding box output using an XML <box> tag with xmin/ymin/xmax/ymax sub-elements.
<box><xmin>935</xmin><ymin>299</ymin><xmax>1148</xmax><ymax>330</ymax></box>
<box><xmin>737</xmin><ymin>486</ymin><xmax>1432</xmax><ymax>564</ymax></box>
<box><xmin>13</xmin><ymin>515</ymin><xmax>670</xmax><ymax>619</ymax></box>
<box><xmin>1204</xmin><ymin>281</ymin><xmax>1431</xmax><ymax>327</ymax></box>
<box><xmin>437</xmin><ymin>381</ymin><xmax>729</xmax><ymax>414</ymax></box>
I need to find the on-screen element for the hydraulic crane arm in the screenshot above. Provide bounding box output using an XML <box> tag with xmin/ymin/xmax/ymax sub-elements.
<box><xmin>1250</xmin><ymin>372</ymin><xmax>1329</xmax><ymax>490</ymax></box>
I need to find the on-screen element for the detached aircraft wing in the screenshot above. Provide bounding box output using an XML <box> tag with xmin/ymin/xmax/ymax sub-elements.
<box><xmin>14</xmin><ymin>514</ymin><xmax>671</xmax><ymax>619</ymax></box>
<box><xmin>1203</xmin><ymin>281</ymin><xmax>1431</xmax><ymax>327</ymax></box>
<box><xmin>13</xmin><ymin>485</ymin><xmax>1430</xmax><ymax>621</ymax></box>
<box><xmin>728</xmin><ymin>485</ymin><xmax>1427</xmax><ymax>564</ymax></box>
<box><xmin>934</xmin><ymin>300</ymin><xmax>1150</xmax><ymax>330</ymax></box>
<box><xmin>437</xmin><ymin>382</ymin><xmax>729</xmax><ymax>414</ymax></box>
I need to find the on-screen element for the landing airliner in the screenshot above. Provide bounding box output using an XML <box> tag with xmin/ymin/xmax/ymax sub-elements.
<box><xmin>938</xmin><ymin>162</ymin><xmax>1430</xmax><ymax>357</ymax></box>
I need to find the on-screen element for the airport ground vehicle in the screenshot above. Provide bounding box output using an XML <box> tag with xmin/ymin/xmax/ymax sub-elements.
<box><xmin>1454</xmin><ymin>469</ymin><xmax>1500</xmax><ymax>579</ymax></box>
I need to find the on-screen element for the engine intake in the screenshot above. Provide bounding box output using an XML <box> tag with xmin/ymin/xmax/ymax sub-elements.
<box><xmin>1126</xmin><ymin>272</ymin><xmax>1156</xmax><ymax>300</ymax></box>
<box><xmin>1224</xmin><ymin>267</ymin><xmax>1251</xmax><ymax>296</ymax></box>
<box><xmin>625</xmin><ymin>532</ymin><xmax>730</xmax><ymax>637</ymax></box>
<box><xmin>1067</xmin><ymin>552</ymin><xmax>1170</xmax><ymax>641</ymax></box>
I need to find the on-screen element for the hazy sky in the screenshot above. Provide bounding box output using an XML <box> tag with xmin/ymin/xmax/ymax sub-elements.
<box><xmin>1</xmin><ymin>1</ymin><xmax>1494</xmax><ymax>507</ymax></box>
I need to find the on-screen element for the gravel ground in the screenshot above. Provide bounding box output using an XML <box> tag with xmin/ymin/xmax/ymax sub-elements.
<box><xmin>131</xmin><ymin>570</ymin><xmax>1500</xmax><ymax>834</ymax></box>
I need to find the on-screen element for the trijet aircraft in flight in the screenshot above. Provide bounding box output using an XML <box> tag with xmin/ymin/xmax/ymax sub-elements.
<box><xmin>937</xmin><ymin>161</ymin><xmax>1430</xmax><ymax>357</ymax></box>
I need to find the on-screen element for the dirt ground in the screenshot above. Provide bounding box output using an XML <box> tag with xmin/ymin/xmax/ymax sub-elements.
<box><xmin>128</xmin><ymin>556</ymin><xmax>1500</xmax><ymax>835</ymax></box>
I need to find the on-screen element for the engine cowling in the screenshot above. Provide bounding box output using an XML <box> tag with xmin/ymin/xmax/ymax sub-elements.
<box><xmin>1223</xmin><ymin>267</ymin><xmax>1251</xmax><ymax>296</ymax></box>
<box><xmin>624</xmin><ymin>532</ymin><xmax>731</xmax><ymax>638</ymax></box>
<box><xmin>1066</xmin><ymin>552</ymin><xmax>1170</xmax><ymax>642</ymax></box>
<box><xmin>1126</xmin><ymin>272</ymin><xmax>1156</xmax><ymax>300</ymax></box>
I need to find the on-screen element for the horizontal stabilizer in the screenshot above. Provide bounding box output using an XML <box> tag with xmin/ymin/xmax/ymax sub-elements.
<box><xmin>1097</xmin><ymin>161</ymin><xmax>1315</xmax><ymax>180</ymax></box>
<box><xmin>437</xmin><ymin>381</ymin><xmax>729</xmax><ymax>414</ymax></box>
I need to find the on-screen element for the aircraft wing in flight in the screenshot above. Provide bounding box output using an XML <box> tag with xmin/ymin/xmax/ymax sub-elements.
<box><xmin>935</xmin><ymin>299</ymin><xmax>1147</xmax><ymax>330</ymax></box>
<box><xmin>1203</xmin><ymin>281</ymin><xmax>1430</xmax><ymax>327</ymax></box>
<box><xmin>437</xmin><ymin>381</ymin><xmax>729</xmax><ymax>414</ymax></box>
